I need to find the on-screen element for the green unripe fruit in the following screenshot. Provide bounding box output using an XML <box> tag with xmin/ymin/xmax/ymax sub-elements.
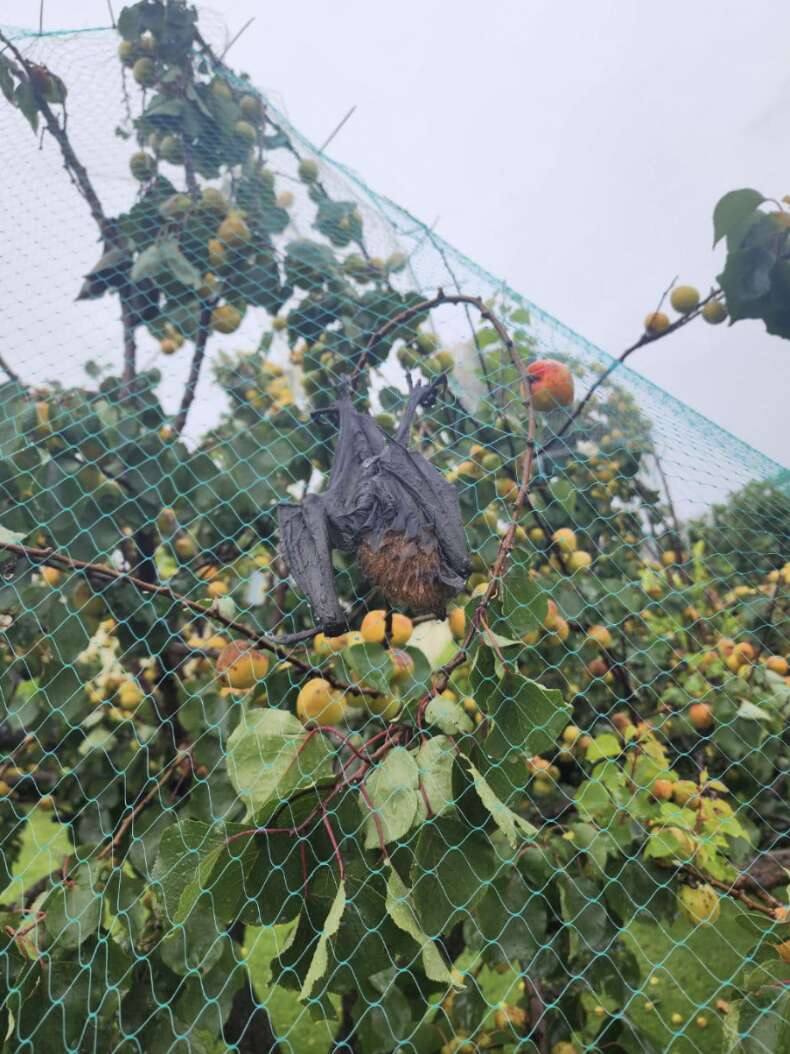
<box><xmin>435</xmin><ymin>350</ymin><xmax>454</xmax><ymax>371</ymax></box>
<box><xmin>118</xmin><ymin>40</ymin><xmax>135</xmax><ymax>67</ymax></box>
<box><xmin>132</xmin><ymin>57</ymin><xmax>156</xmax><ymax>87</ymax></box>
<box><xmin>386</xmin><ymin>250</ymin><xmax>407</xmax><ymax>273</ymax></box>
<box><xmin>416</xmin><ymin>331</ymin><xmax>439</xmax><ymax>354</ymax></box>
<box><xmin>298</xmin><ymin>158</ymin><xmax>320</xmax><ymax>183</ymax></box>
<box><xmin>159</xmin><ymin>193</ymin><xmax>192</xmax><ymax>219</ymax></box>
<box><xmin>482</xmin><ymin>452</ymin><xmax>501</xmax><ymax>471</ymax></box>
<box><xmin>374</xmin><ymin>412</ymin><xmax>396</xmax><ymax>432</ymax></box>
<box><xmin>211</xmin><ymin>77</ymin><xmax>232</xmax><ymax>101</ymax></box>
<box><xmin>200</xmin><ymin>187</ymin><xmax>229</xmax><ymax>216</ymax></box>
<box><xmin>159</xmin><ymin>134</ymin><xmax>184</xmax><ymax>164</ymax></box>
<box><xmin>343</xmin><ymin>253</ymin><xmax>369</xmax><ymax>280</ymax></box>
<box><xmin>701</xmin><ymin>299</ymin><xmax>728</xmax><ymax>324</ymax></box>
<box><xmin>233</xmin><ymin>120</ymin><xmax>257</xmax><ymax>144</ymax></box>
<box><xmin>670</xmin><ymin>285</ymin><xmax>700</xmax><ymax>314</ymax></box>
<box><xmin>129</xmin><ymin>151</ymin><xmax>157</xmax><ymax>181</ymax></box>
<box><xmin>240</xmin><ymin>94</ymin><xmax>263</xmax><ymax>120</ymax></box>
<box><xmin>397</xmin><ymin>347</ymin><xmax>420</xmax><ymax>369</ymax></box>
<box><xmin>211</xmin><ymin>304</ymin><xmax>242</xmax><ymax>333</ymax></box>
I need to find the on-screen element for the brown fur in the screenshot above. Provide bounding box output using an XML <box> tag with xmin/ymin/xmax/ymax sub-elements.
<box><xmin>358</xmin><ymin>529</ymin><xmax>450</xmax><ymax>614</ymax></box>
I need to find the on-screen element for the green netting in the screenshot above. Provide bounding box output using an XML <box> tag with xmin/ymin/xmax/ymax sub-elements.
<box><xmin>0</xmin><ymin>6</ymin><xmax>789</xmax><ymax>1054</ymax></box>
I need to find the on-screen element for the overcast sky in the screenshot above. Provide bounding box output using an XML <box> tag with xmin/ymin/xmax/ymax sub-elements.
<box><xmin>2</xmin><ymin>0</ymin><xmax>789</xmax><ymax>469</ymax></box>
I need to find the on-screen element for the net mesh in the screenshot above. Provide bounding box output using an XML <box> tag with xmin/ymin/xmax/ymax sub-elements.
<box><xmin>0</xmin><ymin>8</ymin><xmax>788</xmax><ymax>1054</ymax></box>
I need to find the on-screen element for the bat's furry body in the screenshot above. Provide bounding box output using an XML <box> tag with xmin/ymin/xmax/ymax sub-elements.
<box><xmin>278</xmin><ymin>379</ymin><xmax>470</xmax><ymax>635</ymax></box>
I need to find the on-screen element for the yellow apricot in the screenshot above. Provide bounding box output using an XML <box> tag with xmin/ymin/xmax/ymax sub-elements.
<box><xmin>216</xmin><ymin>641</ymin><xmax>269</xmax><ymax>689</ymax></box>
<box><xmin>296</xmin><ymin>679</ymin><xmax>346</xmax><ymax>725</ymax></box>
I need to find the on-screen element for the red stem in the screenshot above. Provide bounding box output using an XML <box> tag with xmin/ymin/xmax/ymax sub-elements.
<box><xmin>321</xmin><ymin>807</ymin><xmax>345</xmax><ymax>881</ymax></box>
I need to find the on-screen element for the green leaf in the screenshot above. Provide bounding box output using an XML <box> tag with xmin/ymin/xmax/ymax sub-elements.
<box><xmin>713</xmin><ymin>188</ymin><xmax>766</xmax><ymax>246</ymax></box>
<box><xmin>44</xmin><ymin>863</ymin><xmax>102</xmax><ymax>950</ymax></box>
<box><xmin>0</xmin><ymin>525</ymin><xmax>24</xmax><ymax>545</ymax></box>
<box><xmin>384</xmin><ymin>867</ymin><xmax>453</xmax><ymax>983</ymax></box>
<box><xmin>171</xmin><ymin>825</ymin><xmax>304</xmax><ymax>929</ymax></box>
<box><xmin>415</xmin><ymin>735</ymin><xmax>455</xmax><ymax>818</ymax></box>
<box><xmin>559</xmin><ymin>873</ymin><xmax>612</xmax><ymax>959</ymax></box>
<box><xmin>360</xmin><ymin>746</ymin><xmax>420</xmax><ymax>849</ymax></box>
<box><xmin>342</xmin><ymin>642</ymin><xmax>393</xmax><ymax>694</ymax></box>
<box><xmin>130</xmin><ymin>243</ymin><xmax>164</xmax><ymax>284</ymax></box>
<box><xmin>475</xmin><ymin>869</ymin><xmax>546</xmax><ymax>964</ymax></box>
<box><xmin>159</xmin><ymin>238</ymin><xmax>201</xmax><ymax>288</ymax></box>
<box><xmin>585</xmin><ymin>733</ymin><xmax>621</xmax><ymax>762</ymax></box>
<box><xmin>482</xmin><ymin>672</ymin><xmax>570</xmax><ymax>760</ymax></box>
<box><xmin>464</xmin><ymin>760</ymin><xmax>537</xmax><ymax>848</ymax></box>
<box><xmin>725</xmin><ymin>981</ymin><xmax>790</xmax><ymax>1054</ymax></box>
<box><xmin>152</xmin><ymin>819</ymin><xmax>225</xmax><ymax>921</ymax></box>
<box><xmin>424</xmin><ymin>694</ymin><xmax>474</xmax><ymax>735</ymax></box>
<box><xmin>411</xmin><ymin>817</ymin><xmax>497</xmax><ymax>935</ymax></box>
<box><xmin>299</xmin><ymin>881</ymin><xmax>346</xmax><ymax>1000</ymax></box>
<box><xmin>549</xmin><ymin>477</ymin><xmax>577</xmax><ymax>519</ymax></box>
<box><xmin>500</xmin><ymin>563</ymin><xmax>549</xmax><ymax>638</ymax></box>
<box><xmin>226</xmin><ymin>708</ymin><xmax>335</xmax><ymax>820</ymax></box>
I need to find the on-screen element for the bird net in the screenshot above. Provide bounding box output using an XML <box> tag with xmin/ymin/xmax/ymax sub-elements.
<box><xmin>0</xmin><ymin>5</ymin><xmax>789</xmax><ymax>1054</ymax></box>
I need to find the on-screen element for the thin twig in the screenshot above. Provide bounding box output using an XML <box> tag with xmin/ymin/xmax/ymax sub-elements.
<box><xmin>220</xmin><ymin>17</ymin><xmax>255</xmax><ymax>59</ymax></box>
<box><xmin>319</xmin><ymin>105</ymin><xmax>357</xmax><ymax>153</ymax></box>
<box><xmin>97</xmin><ymin>753</ymin><xmax>184</xmax><ymax>861</ymax></box>
<box><xmin>663</xmin><ymin>861</ymin><xmax>780</xmax><ymax>919</ymax></box>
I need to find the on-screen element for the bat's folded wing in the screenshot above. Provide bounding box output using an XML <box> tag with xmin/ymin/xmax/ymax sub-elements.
<box><xmin>277</xmin><ymin>495</ymin><xmax>346</xmax><ymax>635</ymax></box>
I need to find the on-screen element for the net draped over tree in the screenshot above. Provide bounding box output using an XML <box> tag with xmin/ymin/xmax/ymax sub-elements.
<box><xmin>0</xmin><ymin>5</ymin><xmax>788</xmax><ymax>1054</ymax></box>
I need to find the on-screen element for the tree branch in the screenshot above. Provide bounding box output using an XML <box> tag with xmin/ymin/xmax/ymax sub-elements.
<box><xmin>0</xmin><ymin>351</ymin><xmax>21</xmax><ymax>384</ymax></box>
<box><xmin>539</xmin><ymin>289</ymin><xmax>723</xmax><ymax>456</ymax></box>
<box><xmin>0</xmin><ymin>539</ymin><xmax>373</xmax><ymax>697</ymax></box>
<box><xmin>121</xmin><ymin>298</ymin><xmax>137</xmax><ymax>393</ymax></box>
<box><xmin>174</xmin><ymin>301</ymin><xmax>213</xmax><ymax>435</ymax></box>
<box><xmin>0</xmin><ymin>31</ymin><xmax>109</xmax><ymax>236</ymax></box>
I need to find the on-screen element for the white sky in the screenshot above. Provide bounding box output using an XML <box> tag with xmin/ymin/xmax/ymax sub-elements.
<box><xmin>2</xmin><ymin>0</ymin><xmax>789</xmax><ymax>469</ymax></box>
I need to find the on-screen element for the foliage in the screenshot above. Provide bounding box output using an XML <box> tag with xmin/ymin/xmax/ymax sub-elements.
<box><xmin>0</xmin><ymin>3</ymin><xmax>788</xmax><ymax>1053</ymax></box>
<box><xmin>713</xmin><ymin>187</ymin><xmax>790</xmax><ymax>340</ymax></box>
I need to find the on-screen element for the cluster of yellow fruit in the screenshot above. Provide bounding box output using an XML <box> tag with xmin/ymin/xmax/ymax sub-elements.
<box><xmin>551</xmin><ymin>527</ymin><xmax>592</xmax><ymax>573</ymax></box>
<box><xmin>187</xmin><ymin>562</ymin><xmax>228</xmax><ymax>599</ymax></box>
<box><xmin>299</xmin><ymin>610</ymin><xmax>418</xmax><ymax>725</ymax></box>
<box><xmin>447</xmin><ymin>443</ymin><xmax>502</xmax><ymax>484</ymax></box>
<box><xmin>697</xmin><ymin>634</ymin><xmax>790</xmax><ymax>691</ymax></box>
<box><xmin>644</xmin><ymin>285</ymin><xmax>728</xmax><ymax>335</ymax></box>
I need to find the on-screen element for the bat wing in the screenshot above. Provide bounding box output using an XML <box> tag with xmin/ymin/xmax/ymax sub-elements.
<box><xmin>321</xmin><ymin>394</ymin><xmax>388</xmax><ymax>550</ymax></box>
<box><xmin>278</xmin><ymin>495</ymin><xmax>346</xmax><ymax>635</ymax></box>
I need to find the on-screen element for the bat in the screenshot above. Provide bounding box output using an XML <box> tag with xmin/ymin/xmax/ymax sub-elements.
<box><xmin>278</xmin><ymin>376</ymin><xmax>471</xmax><ymax>636</ymax></box>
